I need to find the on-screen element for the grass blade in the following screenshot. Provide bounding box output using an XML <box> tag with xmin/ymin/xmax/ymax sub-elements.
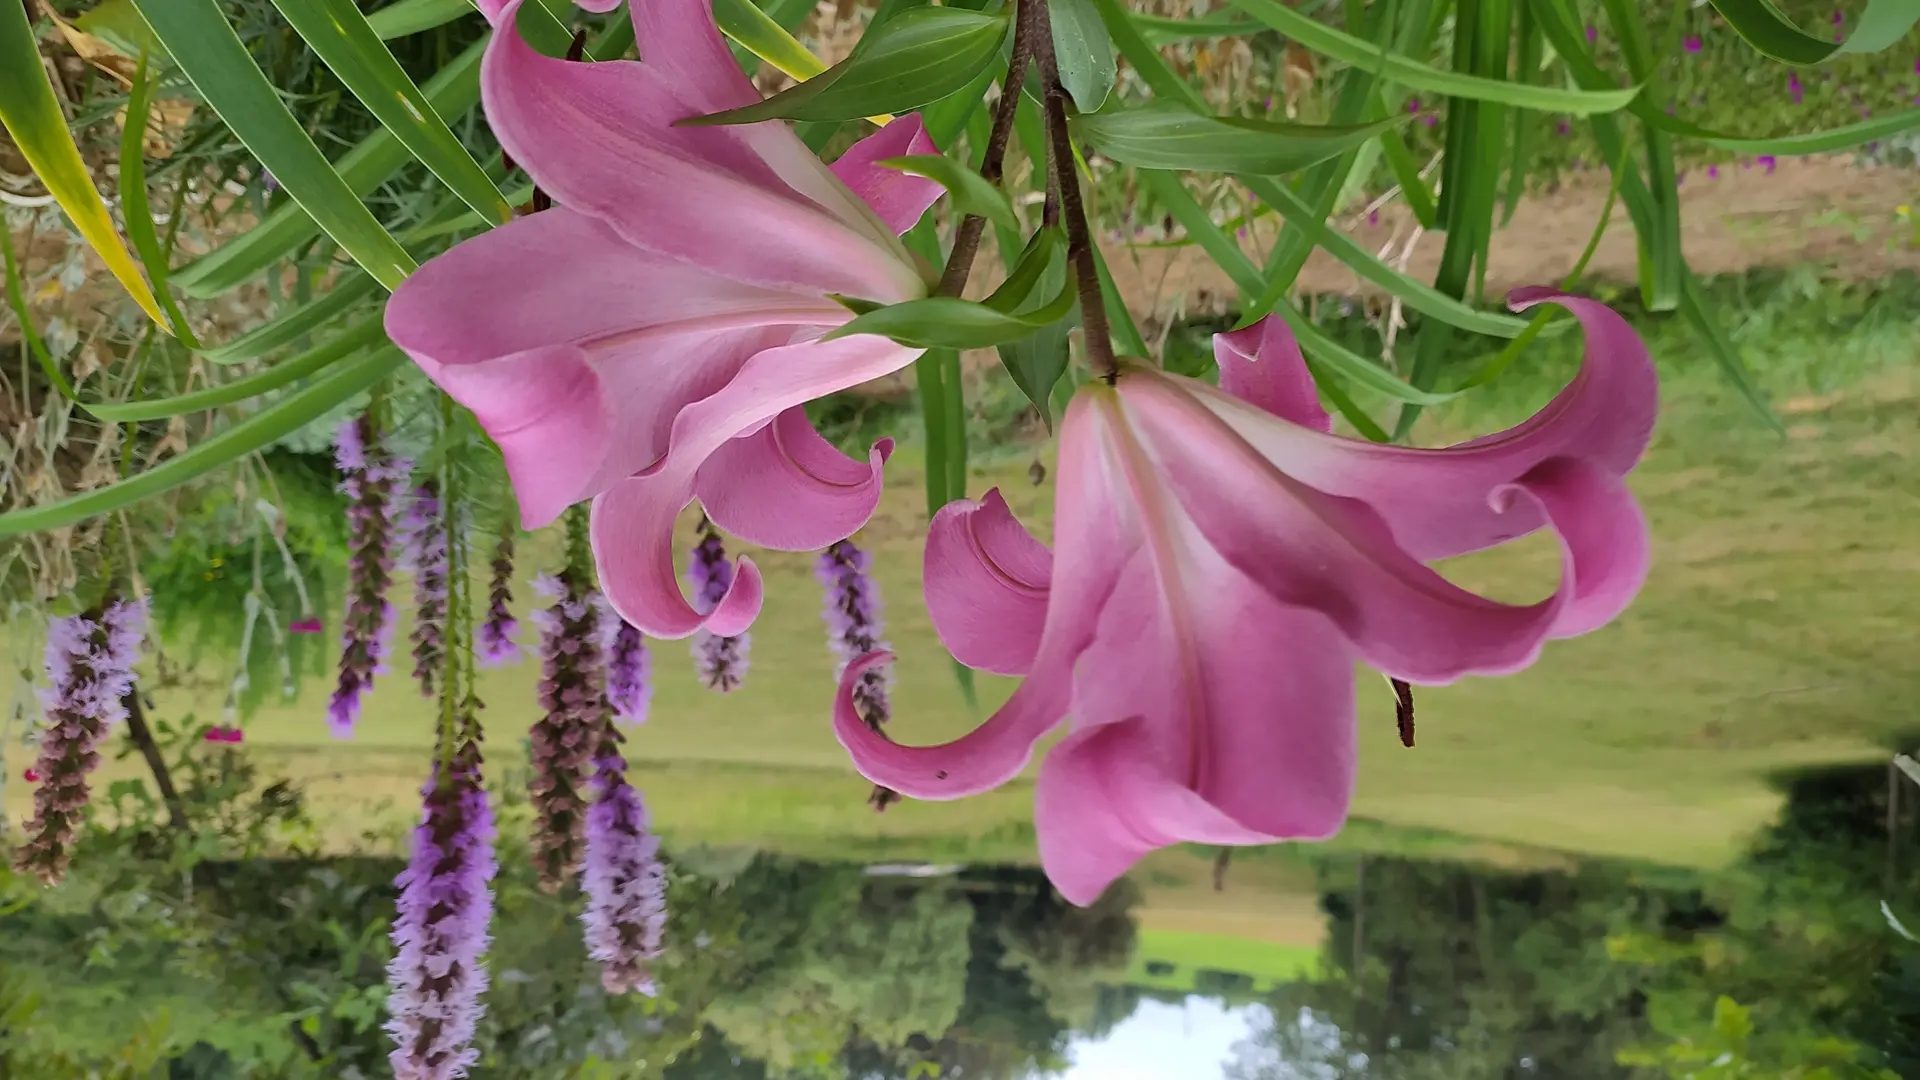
<box><xmin>1072</xmin><ymin>104</ymin><xmax>1403</xmax><ymax>174</ymax></box>
<box><xmin>366</xmin><ymin>0</ymin><xmax>472</xmax><ymax>39</ymax></box>
<box><xmin>0</xmin><ymin>347</ymin><xmax>405</xmax><ymax>536</ymax></box>
<box><xmin>133</xmin><ymin>0</ymin><xmax>417</xmax><ymax>290</ymax></box>
<box><xmin>268</xmin><ymin>0</ymin><xmax>512</xmax><ymax>225</ymax></box>
<box><xmin>0</xmin><ymin>223</ymin><xmax>75</xmax><ymax>401</ymax></box>
<box><xmin>0</xmin><ymin>0</ymin><xmax>167</xmax><ymax>327</ymax></box>
<box><xmin>1676</xmin><ymin>267</ymin><xmax>1781</xmax><ymax>433</ymax></box>
<box><xmin>1378</xmin><ymin>128</ymin><xmax>1437</xmax><ymax>228</ymax></box>
<box><xmin>200</xmin><ymin>275</ymin><xmax>383</xmax><ymax>364</ymax></box>
<box><xmin>1225</xmin><ymin>0</ymin><xmax>1641</xmax><ymax>113</ymax></box>
<box><xmin>1707</xmin><ymin>0</ymin><xmax>1920</xmax><ymax>65</ymax></box>
<box><xmin>713</xmin><ymin>0</ymin><xmax>830</xmax><ymax>82</ymax></box>
<box><xmin>118</xmin><ymin>55</ymin><xmax>198</xmax><ymax>346</ymax></box>
<box><xmin>1643</xmin><ymin>106</ymin><xmax>1920</xmax><ymax>155</ymax></box>
<box><xmin>83</xmin><ymin>318</ymin><xmax>387</xmax><ymax>422</ymax></box>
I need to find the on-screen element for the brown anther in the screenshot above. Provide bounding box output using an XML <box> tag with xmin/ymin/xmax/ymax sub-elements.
<box><xmin>868</xmin><ymin>785</ymin><xmax>901</xmax><ymax>812</ymax></box>
<box><xmin>1391</xmin><ymin>678</ymin><xmax>1415</xmax><ymax>747</ymax></box>
<box><xmin>565</xmin><ymin>28</ymin><xmax>588</xmax><ymax>62</ymax></box>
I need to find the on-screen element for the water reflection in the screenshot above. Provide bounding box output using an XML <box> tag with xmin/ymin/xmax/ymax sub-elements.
<box><xmin>1</xmin><ymin>753</ymin><xmax>1912</xmax><ymax>1077</ymax></box>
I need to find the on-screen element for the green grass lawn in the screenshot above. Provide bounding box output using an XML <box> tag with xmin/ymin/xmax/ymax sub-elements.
<box><xmin>7</xmin><ymin>286</ymin><xmax>1917</xmax><ymax>876</ymax></box>
<box><xmin>1125</xmin><ymin>930</ymin><xmax>1324</xmax><ymax>994</ymax></box>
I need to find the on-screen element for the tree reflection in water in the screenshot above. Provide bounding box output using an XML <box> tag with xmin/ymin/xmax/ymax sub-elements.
<box><xmin>1</xmin><ymin>755</ymin><xmax>1913</xmax><ymax>1077</ymax></box>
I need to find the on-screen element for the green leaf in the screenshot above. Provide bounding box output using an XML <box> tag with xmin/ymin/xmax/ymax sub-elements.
<box><xmin>684</xmin><ymin>7</ymin><xmax>1008</xmax><ymax>125</ymax></box>
<box><xmin>83</xmin><ymin>318</ymin><xmax>387</xmax><ymax>422</ymax></box>
<box><xmin>74</xmin><ymin>0</ymin><xmax>166</xmax><ymax>60</ymax></box>
<box><xmin>878</xmin><ymin>155</ymin><xmax>1020</xmax><ymax>234</ymax></box>
<box><xmin>994</xmin><ymin>234</ymin><xmax>1077</xmax><ymax>426</ymax></box>
<box><xmin>1133</xmin><ymin>11</ymin><xmax>1264</xmax><ymax>42</ymax></box>
<box><xmin>1245</xmin><ymin>170</ymin><xmax>1532</xmax><ymax>337</ymax></box>
<box><xmin>0</xmin><ymin>220</ymin><xmax>74</xmax><ymax>402</ymax></box>
<box><xmin>119</xmin><ymin>56</ymin><xmax>198</xmax><ymax>346</ymax></box>
<box><xmin>200</xmin><ymin>275</ymin><xmax>383</xmax><ymax>364</ymax></box>
<box><xmin>0</xmin><ymin>0</ymin><xmax>168</xmax><ymax>326</ymax></box>
<box><xmin>826</xmin><ymin>286</ymin><xmax>1076</xmax><ymax>350</ymax></box>
<box><xmin>984</xmin><ymin>228</ymin><xmax>1066</xmax><ymax>312</ymax></box>
<box><xmin>1138</xmin><ymin>169</ymin><xmax>1452</xmax><ymax>408</ymax></box>
<box><xmin>1706</xmin><ymin>0</ymin><xmax>1920</xmax><ymax>64</ymax></box>
<box><xmin>267</xmin><ymin>0</ymin><xmax>512</xmax><ymax>225</ymax></box>
<box><xmin>1711</xmin><ymin>996</ymin><xmax>1754</xmax><ymax>1042</ymax></box>
<box><xmin>1049</xmin><ymin>0</ymin><xmax>1117</xmax><ymax>111</ymax></box>
<box><xmin>1378</xmin><ymin>127</ymin><xmax>1437</xmax><ymax>228</ymax></box>
<box><xmin>132</xmin><ymin>0</ymin><xmax>417</xmax><ymax>290</ymax></box>
<box><xmin>1073</xmin><ymin>102</ymin><xmax>1402</xmax><ymax>174</ymax></box>
<box><xmin>365</xmin><ymin>0</ymin><xmax>473</xmax><ymax>39</ymax></box>
<box><xmin>1226</xmin><ymin>0</ymin><xmax>1643</xmax><ymax>113</ymax></box>
<box><xmin>1642</xmin><ymin>105</ymin><xmax>1920</xmax><ymax>155</ymax></box>
<box><xmin>1089</xmin><ymin>241</ymin><xmax>1149</xmax><ymax>358</ymax></box>
<box><xmin>0</xmin><ymin>348</ymin><xmax>405</xmax><ymax>537</ymax></box>
<box><xmin>713</xmin><ymin>0</ymin><xmax>830</xmax><ymax>82</ymax></box>
<box><xmin>1676</xmin><ymin>267</ymin><xmax>1782</xmax><ymax>433</ymax></box>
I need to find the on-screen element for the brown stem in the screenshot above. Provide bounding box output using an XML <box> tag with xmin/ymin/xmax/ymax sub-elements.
<box><xmin>1031</xmin><ymin>1</ymin><xmax>1118</xmax><ymax>381</ymax></box>
<box><xmin>935</xmin><ymin>0</ymin><xmax>1039</xmax><ymax>297</ymax></box>
<box><xmin>122</xmin><ymin>691</ymin><xmax>189</xmax><ymax>832</ymax></box>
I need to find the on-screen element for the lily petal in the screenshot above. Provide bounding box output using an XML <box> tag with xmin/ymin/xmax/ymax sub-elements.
<box><xmin>1213</xmin><ymin>318</ymin><xmax>1332</xmax><ymax>433</ymax></box>
<box><xmin>695</xmin><ymin>406</ymin><xmax>893</xmax><ymax>551</ymax></box>
<box><xmin>923</xmin><ymin>490</ymin><xmax>1052</xmax><ymax>676</ymax></box>
<box><xmin>1498</xmin><ymin>455</ymin><xmax>1651</xmax><ymax>638</ymax></box>
<box><xmin>829</xmin><ymin>115</ymin><xmax>944</xmax><ymax>234</ymax></box>
<box><xmin>1121</xmin><ymin>374</ymin><xmax>1569</xmax><ymax>684</ymax></box>
<box><xmin>593</xmin><ymin>333</ymin><xmax>918</xmax><ymax>638</ymax></box>
<box><xmin>483</xmin><ymin>4</ymin><xmax>924</xmax><ymax>301</ymax></box>
<box><xmin>1194</xmin><ymin>289</ymin><xmax>1657</xmax><ymax>560</ymax></box>
<box><xmin>627</xmin><ymin>0</ymin><xmax>759</xmax><ymax>113</ymax></box>
<box><xmin>1034</xmin><ymin>717</ymin><xmax>1283</xmax><ymax>907</ymax></box>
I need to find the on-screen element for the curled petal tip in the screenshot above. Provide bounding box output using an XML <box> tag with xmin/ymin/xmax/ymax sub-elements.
<box><xmin>702</xmin><ymin>556</ymin><xmax>764</xmax><ymax>639</ymax></box>
<box><xmin>1506</xmin><ymin>284</ymin><xmax>1569</xmax><ymax>310</ymax></box>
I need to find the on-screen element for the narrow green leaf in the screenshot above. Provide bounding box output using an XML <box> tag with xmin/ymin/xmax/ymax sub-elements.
<box><xmin>984</xmin><ymin>228</ymin><xmax>1066</xmax><ymax>313</ymax></box>
<box><xmin>1246</xmin><ymin>172</ymin><xmax>1533</xmax><ymax>337</ymax></box>
<box><xmin>1378</xmin><ymin>128</ymin><xmax>1437</xmax><ymax>228</ymax></box>
<box><xmin>0</xmin><ymin>0</ymin><xmax>167</xmax><ymax>326</ymax></box>
<box><xmin>1139</xmin><ymin>169</ymin><xmax>1452</xmax><ymax>407</ymax></box>
<box><xmin>1676</xmin><ymin>268</ymin><xmax>1782</xmax><ymax>432</ymax></box>
<box><xmin>1073</xmin><ymin>102</ymin><xmax>1402</xmax><ymax>174</ymax></box>
<box><xmin>1706</xmin><ymin>0</ymin><xmax>1920</xmax><ymax>64</ymax></box>
<box><xmin>118</xmin><ymin>56</ymin><xmax>198</xmax><ymax>346</ymax></box>
<box><xmin>365</xmin><ymin>0</ymin><xmax>472</xmax><ymax>39</ymax></box>
<box><xmin>1641</xmin><ymin>105</ymin><xmax>1920</xmax><ymax>155</ymax></box>
<box><xmin>1501</xmin><ymin>2</ymin><xmax>1543</xmax><ymax>227</ymax></box>
<box><xmin>1225</xmin><ymin>0</ymin><xmax>1642</xmax><ymax>113</ymax></box>
<box><xmin>268</xmin><ymin>0</ymin><xmax>512</xmax><ymax>225</ymax></box>
<box><xmin>0</xmin><ymin>349</ymin><xmax>405</xmax><ymax>537</ymax></box>
<box><xmin>878</xmin><ymin>155</ymin><xmax>1020</xmax><ymax>234</ymax></box>
<box><xmin>201</xmin><ymin>275</ymin><xmax>382</xmax><ymax>364</ymax></box>
<box><xmin>132</xmin><ymin>0</ymin><xmax>417</xmax><ymax>290</ymax></box>
<box><xmin>713</xmin><ymin>0</ymin><xmax>830</xmax><ymax>81</ymax></box>
<box><xmin>1049</xmin><ymin>0</ymin><xmax>1117</xmax><ymax>111</ymax></box>
<box><xmin>685</xmin><ymin>8</ymin><xmax>1008</xmax><ymax>125</ymax></box>
<box><xmin>826</xmin><ymin>286</ymin><xmax>1076</xmax><ymax>349</ymax></box>
<box><xmin>1089</xmin><ymin>242</ymin><xmax>1150</xmax><ymax>358</ymax></box>
<box><xmin>0</xmin><ymin>222</ymin><xmax>74</xmax><ymax>402</ymax></box>
<box><xmin>994</xmin><ymin>236</ymin><xmax>1076</xmax><ymax>426</ymax></box>
<box><xmin>74</xmin><ymin>0</ymin><xmax>166</xmax><ymax>59</ymax></box>
<box><xmin>83</xmin><ymin>319</ymin><xmax>387</xmax><ymax>422</ymax></box>
<box><xmin>1133</xmin><ymin>11</ymin><xmax>1265</xmax><ymax>42</ymax></box>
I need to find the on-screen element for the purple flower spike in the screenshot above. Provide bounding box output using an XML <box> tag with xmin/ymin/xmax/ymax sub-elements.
<box><xmin>1757</xmin><ymin>154</ymin><xmax>1777</xmax><ymax>174</ymax></box>
<box><xmin>687</xmin><ymin>523</ymin><xmax>749</xmax><ymax>693</ymax></box>
<box><xmin>604</xmin><ymin>618</ymin><xmax>652</xmax><ymax>726</ymax></box>
<box><xmin>403</xmin><ymin>484</ymin><xmax>450</xmax><ymax>697</ymax></box>
<box><xmin>478</xmin><ymin>534</ymin><xmax>521</xmax><ymax>668</ymax></box>
<box><xmin>1789</xmin><ymin>73</ymin><xmax>1803</xmax><ymax>104</ymax></box>
<box><xmin>1585</xmin><ymin>23</ymin><xmax>1597</xmax><ymax>42</ymax></box>
<box><xmin>529</xmin><ymin>570</ymin><xmax>606</xmax><ymax>891</ymax></box>
<box><xmin>11</xmin><ymin>598</ymin><xmax>146</xmax><ymax>885</ymax></box>
<box><xmin>386</xmin><ymin>748</ymin><xmax>496</xmax><ymax>1080</ymax></box>
<box><xmin>330</xmin><ymin>415</ymin><xmax>410</xmax><ymax>738</ymax></box>
<box><xmin>1406</xmin><ymin>97</ymin><xmax>1422</xmax><ymax>113</ymax></box>
<box><xmin>816</xmin><ymin>540</ymin><xmax>891</xmax><ymax>731</ymax></box>
<box><xmin>1683</xmin><ymin>36</ymin><xmax>1702</xmax><ymax>53</ymax></box>
<box><xmin>582</xmin><ymin>726</ymin><xmax>666</xmax><ymax>996</ymax></box>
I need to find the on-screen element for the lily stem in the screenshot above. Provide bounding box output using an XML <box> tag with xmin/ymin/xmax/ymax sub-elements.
<box><xmin>935</xmin><ymin>0</ymin><xmax>1038</xmax><ymax>298</ymax></box>
<box><xmin>1031</xmin><ymin>0</ymin><xmax>1118</xmax><ymax>382</ymax></box>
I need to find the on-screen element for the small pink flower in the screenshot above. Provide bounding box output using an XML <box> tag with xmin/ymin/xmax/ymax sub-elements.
<box><xmin>1707</xmin><ymin>165</ymin><xmax>1719</xmax><ymax>178</ymax></box>
<box><xmin>1757</xmin><ymin>154</ymin><xmax>1777</xmax><ymax>174</ymax></box>
<box><xmin>837</xmin><ymin>290</ymin><xmax>1657</xmax><ymax>904</ymax></box>
<box><xmin>204</xmin><ymin>725</ymin><xmax>245</xmax><ymax>743</ymax></box>
<box><xmin>1789</xmin><ymin>73</ymin><xmax>1803</xmax><ymax>104</ymax></box>
<box><xmin>1555</xmin><ymin>119</ymin><xmax>1572</xmax><ymax>136</ymax></box>
<box><xmin>290</xmin><ymin>617</ymin><xmax>323</xmax><ymax>634</ymax></box>
<box><xmin>1406</xmin><ymin>97</ymin><xmax>1422</xmax><ymax>113</ymax></box>
<box><xmin>23</xmin><ymin>768</ymin><xmax>40</xmax><ymax>783</ymax></box>
<box><xmin>1831</xmin><ymin>10</ymin><xmax>1843</xmax><ymax>24</ymax></box>
<box><xmin>1421</xmin><ymin>114</ymin><xmax>1438</xmax><ymax>128</ymax></box>
<box><xmin>1683</xmin><ymin>36</ymin><xmax>1701</xmax><ymax>53</ymax></box>
<box><xmin>1585</xmin><ymin>23</ymin><xmax>1597</xmax><ymax>42</ymax></box>
<box><xmin>1367</xmin><ymin>210</ymin><xmax>1379</xmax><ymax>226</ymax></box>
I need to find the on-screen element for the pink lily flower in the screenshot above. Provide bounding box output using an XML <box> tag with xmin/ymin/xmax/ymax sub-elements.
<box><xmin>385</xmin><ymin>0</ymin><xmax>943</xmax><ymax>640</ymax></box>
<box><xmin>834</xmin><ymin>289</ymin><xmax>1657</xmax><ymax>905</ymax></box>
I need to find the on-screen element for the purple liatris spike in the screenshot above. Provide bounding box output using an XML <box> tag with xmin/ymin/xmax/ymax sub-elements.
<box><xmin>687</xmin><ymin>524</ymin><xmax>749</xmax><ymax>693</ymax></box>
<box><xmin>385</xmin><ymin>745</ymin><xmax>496</xmax><ymax>1080</ymax></box>
<box><xmin>604</xmin><ymin>617</ymin><xmax>652</xmax><ymax>726</ymax></box>
<box><xmin>403</xmin><ymin>483</ymin><xmax>449</xmax><ymax>698</ymax></box>
<box><xmin>528</xmin><ymin>571</ymin><xmax>605</xmax><ymax>891</ymax></box>
<box><xmin>815</xmin><ymin>540</ymin><xmax>891</xmax><ymax>731</ymax></box>
<box><xmin>1683</xmin><ymin>35</ymin><xmax>1701</xmax><ymax>53</ymax></box>
<box><xmin>330</xmin><ymin>415</ymin><xmax>409</xmax><ymax>738</ymax></box>
<box><xmin>477</xmin><ymin>534</ymin><xmax>521</xmax><ymax>668</ymax></box>
<box><xmin>1789</xmin><ymin>72</ymin><xmax>1804</xmax><ymax>104</ymax></box>
<box><xmin>581</xmin><ymin>725</ymin><xmax>666</xmax><ymax>995</ymax></box>
<box><xmin>1757</xmin><ymin>154</ymin><xmax>1777</xmax><ymax>174</ymax></box>
<box><xmin>11</xmin><ymin>598</ymin><xmax>146</xmax><ymax>885</ymax></box>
